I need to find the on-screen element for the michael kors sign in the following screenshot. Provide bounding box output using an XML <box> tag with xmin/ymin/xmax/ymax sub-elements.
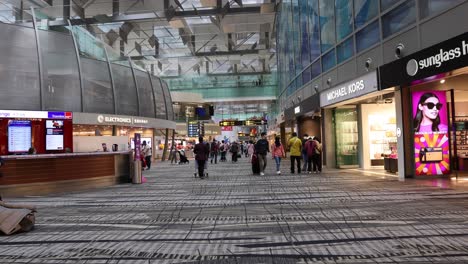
<box><xmin>320</xmin><ymin>71</ymin><xmax>378</xmax><ymax>107</ymax></box>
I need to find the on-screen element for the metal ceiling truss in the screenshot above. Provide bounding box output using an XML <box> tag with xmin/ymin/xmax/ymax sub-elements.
<box><xmin>48</xmin><ymin>6</ymin><xmax>262</xmax><ymax>27</ymax></box>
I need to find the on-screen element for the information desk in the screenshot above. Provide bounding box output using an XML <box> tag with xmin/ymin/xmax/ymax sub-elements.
<box><xmin>0</xmin><ymin>151</ymin><xmax>131</xmax><ymax>197</ymax></box>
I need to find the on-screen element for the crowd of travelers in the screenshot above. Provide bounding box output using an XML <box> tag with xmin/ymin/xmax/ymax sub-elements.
<box><xmin>191</xmin><ymin>132</ymin><xmax>322</xmax><ymax>178</ymax></box>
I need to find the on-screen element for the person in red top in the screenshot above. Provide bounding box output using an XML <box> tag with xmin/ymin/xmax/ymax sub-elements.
<box><xmin>271</xmin><ymin>136</ymin><xmax>286</xmax><ymax>175</ymax></box>
<box><xmin>193</xmin><ymin>136</ymin><xmax>210</xmax><ymax>178</ymax></box>
<box><xmin>304</xmin><ymin>136</ymin><xmax>315</xmax><ymax>174</ymax></box>
<box><xmin>304</xmin><ymin>136</ymin><xmax>322</xmax><ymax>173</ymax></box>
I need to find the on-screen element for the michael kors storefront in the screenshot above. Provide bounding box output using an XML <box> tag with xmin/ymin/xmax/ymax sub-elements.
<box><xmin>320</xmin><ymin>71</ymin><xmax>398</xmax><ymax>170</ymax></box>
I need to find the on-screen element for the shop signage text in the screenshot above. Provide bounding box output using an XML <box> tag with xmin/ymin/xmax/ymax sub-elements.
<box><xmin>380</xmin><ymin>32</ymin><xmax>468</xmax><ymax>89</ymax></box>
<box><xmin>326</xmin><ymin>80</ymin><xmax>365</xmax><ymax>101</ymax></box>
<box><xmin>97</xmin><ymin>115</ymin><xmax>149</xmax><ymax>125</ymax></box>
<box><xmin>407</xmin><ymin>40</ymin><xmax>468</xmax><ymax>76</ymax></box>
<box><xmin>0</xmin><ymin>110</ymin><xmax>72</xmax><ymax>119</ymax></box>
<box><xmin>133</xmin><ymin>118</ymin><xmax>149</xmax><ymax>124</ymax></box>
<box><xmin>320</xmin><ymin>71</ymin><xmax>377</xmax><ymax>107</ymax></box>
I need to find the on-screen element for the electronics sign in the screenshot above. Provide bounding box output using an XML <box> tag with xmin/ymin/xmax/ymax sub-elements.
<box><xmin>46</xmin><ymin>120</ymin><xmax>64</xmax><ymax>150</ymax></box>
<box><xmin>8</xmin><ymin>120</ymin><xmax>31</xmax><ymax>153</ymax></box>
<box><xmin>412</xmin><ymin>91</ymin><xmax>450</xmax><ymax>175</ymax></box>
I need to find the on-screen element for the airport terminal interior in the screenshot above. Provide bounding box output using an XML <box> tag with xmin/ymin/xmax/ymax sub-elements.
<box><xmin>0</xmin><ymin>0</ymin><xmax>468</xmax><ymax>263</ymax></box>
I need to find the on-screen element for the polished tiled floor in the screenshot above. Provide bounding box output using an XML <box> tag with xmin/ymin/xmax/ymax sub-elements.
<box><xmin>1</xmin><ymin>157</ymin><xmax>468</xmax><ymax>263</ymax></box>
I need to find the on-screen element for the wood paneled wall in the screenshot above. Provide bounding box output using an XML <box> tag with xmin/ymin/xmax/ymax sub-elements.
<box><xmin>0</xmin><ymin>153</ymin><xmax>130</xmax><ymax>197</ymax></box>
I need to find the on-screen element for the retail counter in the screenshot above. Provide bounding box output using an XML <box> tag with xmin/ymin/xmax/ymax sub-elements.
<box><xmin>0</xmin><ymin>151</ymin><xmax>131</xmax><ymax>197</ymax></box>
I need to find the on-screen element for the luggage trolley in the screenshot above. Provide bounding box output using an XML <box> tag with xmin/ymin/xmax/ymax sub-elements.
<box><xmin>178</xmin><ymin>149</ymin><xmax>190</xmax><ymax>164</ymax></box>
<box><xmin>193</xmin><ymin>160</ymin><xmax>209</xmax><ymax>178</ymax></box>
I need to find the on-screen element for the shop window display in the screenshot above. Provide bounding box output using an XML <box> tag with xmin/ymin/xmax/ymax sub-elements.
<box><xmin>368</xmin><ymin>114</ymin><xmax>397</xmax><ymax>166</ymax></box>
<box><xmin>334</xmin><ymin>107</ymin><xmax>358</xmax><ymax>168</ymax></box>
<box><xmin>453</xmin><ymin>99</ymin><xmax>468</xmax><ymax>171</ymax></box>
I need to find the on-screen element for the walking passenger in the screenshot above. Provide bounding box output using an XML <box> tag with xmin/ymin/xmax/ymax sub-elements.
<box><xmin>312</xmin><ymin>136</ymin><xmax>322</xmax><ymax>173</ymax></box>
<box><xmin>219</xmin><ymin>140</ymin><xmax>227</xmax><ymax>162</ymax></box>
<box><xmin>230</xmin><ymin>141</ymin><xmax>239</xmax><ymax>162</ymax></box>
<box><xmin>170</xmin><ymin>145</ymin><xmax>178</xmax><ymax>164</ymax></box>
<box><xmin>209</xmin><ymin>139</ymin><xmax>219</xmax><ymax>164</ymax></box>
<box><xmin>142</xmin><ymin>141</ymin><xmax>152</xmax><ymax>170</ymax></box>
<box><xmin>301</xmin><ymin>134</ymin><xmax>309</xmax><ymax>172</ymax></box>
<box><xmin>288</xmin><ymin>132</ymin><xmax>302</xmax><ymax>174</ymax></box>
<box><xmin>240</xmin><ymin>141</ymin><xmax>245</xmax><ymax>157</ymax></box>
<box><xmin>247</xmin><ymin>140</ymin><xmax>255</xmax><ymax>159</ymax></box>
<box><xmin>255</xmin><ymin>132</ymin><xmax>269</xmax><ymax>176</ymax></box>
<box><xmin>304</xmin><ymin>136</ymin><xmax>315</xmax><ymax>173</ymax></box>
<box><xmin>194</xmin><ymin>136</ymin><xmax>210</xmax><ymax>178</ymax></box>
<box><xmin>271</xmin><ymin>136</ymin><xmax>285</xmax><ymax>175</ymax></box>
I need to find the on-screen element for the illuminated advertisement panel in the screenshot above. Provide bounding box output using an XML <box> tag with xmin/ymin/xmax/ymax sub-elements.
<box><xmin>412</xmin><ymin>91</ymin><xmax>450</xmax><ymax>175</ymax></box>
<box><xmin>45</xmin><ymin>120</ymin><xmax>64</xmax><ymax>150</ymax></box>
<box><xmin>8</xmin><ymin>120</ymin><xmax>31</xmax><ymax>153</ymax></box>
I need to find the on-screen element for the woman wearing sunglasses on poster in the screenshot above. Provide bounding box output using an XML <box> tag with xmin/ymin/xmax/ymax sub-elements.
<box><xmin>413</xmin><ymin>92</ymin><xmax>448</xmax><ymax>133</ymax></box>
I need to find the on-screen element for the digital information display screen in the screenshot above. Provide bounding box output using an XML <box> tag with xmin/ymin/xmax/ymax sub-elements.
<box><xmin>8</xmin><ymin>120</ymin><xmax>31</xmax><ymax>153</ymax></box>
<box><xmin>46</xmin><ymin>120</ymin><xmax>64</xmax><ymax>150</ymax></box>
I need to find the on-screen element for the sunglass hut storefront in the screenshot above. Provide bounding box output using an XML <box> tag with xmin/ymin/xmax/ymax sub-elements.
<box><xmin>380</xmin><ymin>32</ymin><xmax>468</xmax><ymax>178</ymax></box>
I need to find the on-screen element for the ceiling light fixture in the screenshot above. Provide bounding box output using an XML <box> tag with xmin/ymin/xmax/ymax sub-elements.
<box><xmin>440</xmin><ymin>79</ymin><xmax>445</xmax><ymax>84</ymax></box>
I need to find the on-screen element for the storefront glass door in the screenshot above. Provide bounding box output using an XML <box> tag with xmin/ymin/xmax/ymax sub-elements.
<box><xmin>334</xmin><ymin>107</ymin><xmax>359</xmax><ymax>168</ymax></box>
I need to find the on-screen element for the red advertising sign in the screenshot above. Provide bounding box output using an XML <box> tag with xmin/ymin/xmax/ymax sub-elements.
<box><xmin>221</xmin><ymin>126</ymin><xmax>233</xmax><ymax>131</ymax></box>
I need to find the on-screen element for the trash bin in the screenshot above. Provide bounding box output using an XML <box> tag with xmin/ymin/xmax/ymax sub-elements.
<box><xmin>132</xmin><ymin>160</ymin><xmax>142</xmax><ymax>184</ymax></box>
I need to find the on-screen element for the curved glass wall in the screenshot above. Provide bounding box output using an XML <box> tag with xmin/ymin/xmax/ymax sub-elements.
<box><xmin>151</xmin><ymin>76</ymin><xmax>167</xmax><ymax>120</ymax></box>
<box><xmin>134</xmin><ymin>71</ymin><xmax>156</xmax><ymax>118</ymax></box>
<box><xmin>277</xmin><ymin>0</ymin><xmax>463</xmax><ymax>101</ymax></box>
<box><xmin>111</xmin><ymin>63</ymin><xmax>139</xmax><ymax>116</ymax></box>
<box><xmin>161</xmin><ymin>81</ymin><xmax>174</xmax><ymax>121</ymax></box>
<box><xmin>39</xmin><ymin>30</ymin><xmax>81</xmax><ymax>112</ymax></box>
<box><xmin>81</xmin><ymin>57</ymin><xmax>115</xmax><ymax>114</ymax></box>
<box><xmin>0</xmin><ymin>24</ymin><xmax>40</xmax><ymax>110</ymax></box>
<box><xmin>354</xmin><ymin>0</ymin><xmax>378</xmax><ymax>29</ymax></box>
<box><xmin>335</xmin><ymin>0</ymin><xmax>353</xmax><ymax>41</ymax></box>
<box><xmin>0</xmin><ymin>22</ymin><xmax>173</xmax><ymax>122</ymax></box>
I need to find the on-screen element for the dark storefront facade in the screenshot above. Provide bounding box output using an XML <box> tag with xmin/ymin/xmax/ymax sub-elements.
<box><xmin>379</xmin><ymin>32</ymin><xmax>468</xmax><ymax>179</ymax></box>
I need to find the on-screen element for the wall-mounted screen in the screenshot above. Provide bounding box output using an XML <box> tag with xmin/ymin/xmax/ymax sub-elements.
<box><xmin>412</xmin><ymin>90</ymin><xmax>450</xmax><ymax>175</ymax></box>
<box><xmin>195</xmin><ymin>107</ymin><xmax>206</xmax><ymax>117</ymax></box>
<box><xmin>46</xmin><ymin>120</ymin><xmax>64</xmax><ymax>150</ymax></box>
<box><xmin>8</xmin><ymin>120</ymin><xmax>31</xmax><ymax>153</ymax></box>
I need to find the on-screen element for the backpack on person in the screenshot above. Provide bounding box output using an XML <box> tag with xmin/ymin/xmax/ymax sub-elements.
<box><xmin>314</xmin><ymin>141</ymin><xmax>322</xmax><ymax>155</ymax></box>
<box><xmin>210</xmin><ymin>142</ymin><xmax>217</xmax><ymax>152</ymax></box>
<box><xmin>255</xmin><ymin>139</ymin><xmax>269</xmax><ymax>155</ymax></box>
<box><xmin>231</xmin><ymin>144</ymin><xmax>239</xmax><ymax>153</ymax></box>
<box><xmin>220</xmin><ymin>144</ymin><xmax>225</xmax><ymax>152</ymax></box>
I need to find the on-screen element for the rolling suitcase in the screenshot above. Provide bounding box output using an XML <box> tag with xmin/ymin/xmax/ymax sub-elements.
<box><xmin>251</xmin><ymin>153</ymin><xmax>260</xmax><ymax>174</ymax></box>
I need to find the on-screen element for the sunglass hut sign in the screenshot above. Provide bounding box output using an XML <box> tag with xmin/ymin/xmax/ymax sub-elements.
<box><xmin>406</xmin><ymin>39</ymin><xmax>468</xmax><ymax>77</ymax></box>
